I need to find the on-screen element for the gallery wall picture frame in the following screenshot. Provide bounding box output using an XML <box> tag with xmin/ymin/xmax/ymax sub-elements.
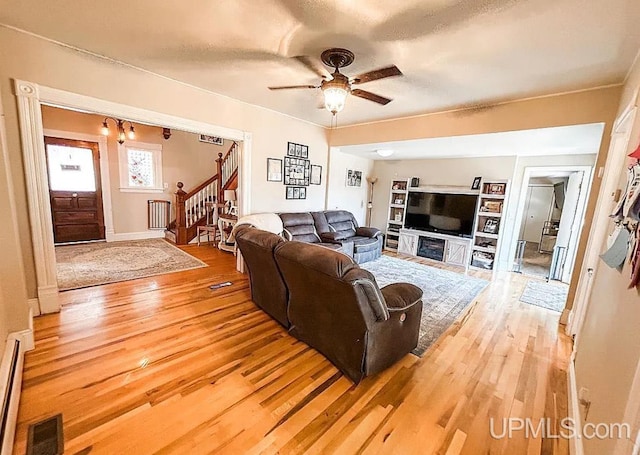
<box><xmin>284</xmin><ymin>157</ymin><xmax>310</xmax><ymax>186</ymax></box>
<box><xmin>471</xmin><ymin>176</ymin><xmax>482</xmax><ymax>190</ymax></box>
<box><xmin>267</xmin><ymin>158</ymin><xmax>283</xmax><ymax>182</ymax></box>
<box><xmin>287</xmin><ymin>142</ymin><xmax>309</xmax><ymax>159</ymax></box>
<box><xmin>310</xmin><ymin>165</ymin><xmax>322</xmax><ymax>185</ymax></box>
<box><xmin>199</xmin><ymin>134</ymin><xmax>224</xmax><ymax>145</ymax></box>
<box><xmin>286</xmin><ymin>186</ymin><xmax>307</xmax><ymax>200</ymax></box>
<box><xmin>346</xmin><ymin>169</ymin><xmax>362</xmax><ymax>187</ymax></box>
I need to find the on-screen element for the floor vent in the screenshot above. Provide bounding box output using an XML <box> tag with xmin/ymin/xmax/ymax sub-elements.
<box><xmin>26</xmin><ymin>414</ymin><xmax>63</xmax><ymax>455</ymax></box>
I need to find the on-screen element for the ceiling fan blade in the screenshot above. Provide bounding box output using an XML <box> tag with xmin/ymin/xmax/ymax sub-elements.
<box><xmin>351</xmin><ymin>89</ymin><xmax>392</xmax><ymax>105</ymax></box>
<box><xmin>352</xmin><ymin>65</ymin><xmax>403</xmax><ymax>84</ymax></box>
<box><xmin>294</xmin><ymin>56</ymin><xmax>333</xmax><ymax>80</ymax></box>
<box><xmin>268</xmin><ymin>85</ymin><xmax>318</xmax><ymax>90</ymax></box>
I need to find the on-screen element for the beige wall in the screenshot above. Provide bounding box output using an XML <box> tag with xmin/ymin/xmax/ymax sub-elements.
<box><xmin>329</xmin><ymin>87</ymin><xmax>621</xmax><ymax>146</ymax></box>
<box><xmin>326</xmin><ymin>149</ymin><xmax>374</xmax><ymax>225</ymax></box>
<box><xmin>575</xmin><ymin>57</ymin><xmax>640</xmax><ymax>455</ymax></box>
<box><xmin>0</xmin><ymin>88</ymin><xmax>30</xmax><ymax>340</ymax></box>
<box><xmin>42</xmin><ymin>105</ymin><xmax>233</xmax><ymax>234</ymax></box>
<box><xmin>0</xmin><ymin>26</ymin><xmax>329</xmax><ymax>308</ymax></box>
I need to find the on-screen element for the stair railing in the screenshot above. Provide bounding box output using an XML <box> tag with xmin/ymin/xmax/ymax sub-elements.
<box><xmin>174</xmin><ymin>176</ymin><xmax>218</xmax><ymax>244</ymax></box>
<box><xmin>216</xmin><ymin>141</ymin><xmax>238</xmax><ymax>203</ymax></box>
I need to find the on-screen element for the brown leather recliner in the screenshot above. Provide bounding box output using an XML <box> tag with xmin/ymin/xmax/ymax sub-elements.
<box><xmin>234</xmin><ymin>226</ymin><xmax>290</xmax><ymax>328</ymax></box>
<box><xmin>274</xmin><ymin>240</ymin><xmax>423</xmax><ymax>383</ymax></box>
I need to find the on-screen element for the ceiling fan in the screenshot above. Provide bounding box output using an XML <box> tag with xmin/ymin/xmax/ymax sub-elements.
<box><xmin>268</xmin><ymin>48</ymin><xmax>403</xmax><ymax>115</ymax></box>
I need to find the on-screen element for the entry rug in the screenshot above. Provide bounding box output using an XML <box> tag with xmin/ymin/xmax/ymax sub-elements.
<box><xmin>519</xmin><ymin>280</ymin><xmax>568</xmax><ymax>312</ymax></box>
<box><xmin>361</xmin><ymin>256</ymin><xmax>488</xmax><ymax>356</ymax></box>
<box><xmin>56</xmin><ymin>239</ymin><xmax>207</xmax><ymax>291</ymax></box>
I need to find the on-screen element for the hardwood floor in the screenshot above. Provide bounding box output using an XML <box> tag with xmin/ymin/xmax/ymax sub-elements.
<box><xmin>15</xmin><ymin>246</ymin><xmax>571</xmax><ymax>454</ymax></box>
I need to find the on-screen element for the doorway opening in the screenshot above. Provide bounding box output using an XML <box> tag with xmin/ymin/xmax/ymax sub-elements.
<box><xmin>15</xmin><ymin>79</ymin><xmax>251</xmax><ymax>315</ymax></box>
<box><xmin>512</xmin><ymin>166</ymin><xmax>594</xmax><ymax>283</ymax></box>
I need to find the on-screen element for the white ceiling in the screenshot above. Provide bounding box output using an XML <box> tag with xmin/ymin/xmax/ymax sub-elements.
<box><xmin>336</xmin><ymin>123</ymin><xmax>605</xmax><ymax>160</ymax></box>
<box><xmin>1</xmin><ymin>0</ymin><xmax>639</xmax><ymax>127</ymax></box>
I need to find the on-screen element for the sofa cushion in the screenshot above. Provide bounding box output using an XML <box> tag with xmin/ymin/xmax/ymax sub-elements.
<box><xmin>352</xmin><ymin>236</ymin><xmax>380</xmax><ymax>253</ymax></box>
<box><xmin>279</xmin><ymin>212</ymin><xmax>321</xmax><ymax>243</ymax></box>
<box><xmin>311</xmin><ymin>211</ymin><xmax>331</xmax><ymax>233</ymax></box>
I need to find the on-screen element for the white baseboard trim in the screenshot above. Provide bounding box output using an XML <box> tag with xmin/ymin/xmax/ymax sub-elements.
<box><xmin>37</xmin><ymin>284</ymin><xmax>59</xmax><ymax>314</ymax></box>
<box><xmin>0</xmin><ymin>328</ymin><xmax>30</xmax><ymax>454</ymax></box>
<box><xmin>560</xmin><ymin>308</ymin><xmax>570</xmax><ymax>326</ymax></box>
<box><xmin>107</xmin><ymin>230</ymin><xmax>166</xmax><ymax>242</ymax></box>
<box><xmin>27</xmin><ymin>298</ymin><xmax>40</xmax><ymax>317</ymax></box>
<box><xmin>568</xmin><ymin>359</ymin><xmax>584</xmax><ymax>455</ymax></box>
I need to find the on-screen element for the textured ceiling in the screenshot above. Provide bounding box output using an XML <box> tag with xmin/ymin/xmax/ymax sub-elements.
<box><xmin>1</xmin><ymin>0</ymin><xmax>639</xmax><ymax>127</ymax></box>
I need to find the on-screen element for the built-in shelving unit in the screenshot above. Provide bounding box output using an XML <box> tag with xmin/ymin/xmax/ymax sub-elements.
<box><xmin>470</xmin><ymin>179</ymin><xmax>509</xmax><ymax>270</ymax></box>
<box><xmin>384</xmin><ymin>178</ymin><xmax>410</xmax><ymax>251</ymax></box>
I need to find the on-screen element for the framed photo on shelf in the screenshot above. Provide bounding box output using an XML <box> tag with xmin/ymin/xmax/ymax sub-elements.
<box><xmin>480</xmin><ymin>200</ymin><xmax>503</xmax><ymax>213</ymax></box>
<box><xmin>266</xmin><ymin>158</ymin><xmax>282</xmax><ymax>182</ymax></box>
<box><xmin>487</xmin><ymin>183</ymin><xmax>506</xmax><ymax>195</ymax></box>
<box><xmin>483</xmin><ymin>218</ymin><xmax>499</xmax><ymax>234</ymax></box>
<box><xmin>471</xmin><ymin>176</ymin><xmax>482</xmax><ymax>190</ymax></box>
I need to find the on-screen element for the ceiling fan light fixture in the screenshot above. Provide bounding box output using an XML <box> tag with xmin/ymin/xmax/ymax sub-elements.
<box><xmin>323</xmin><ymin>86</ymin><xmax>348</xmax><ymax>115</ymax></box>
<box><xmin>376</xmin><ymin>149</ymin><xmax>394</xmax><ymax>157</ymax></box>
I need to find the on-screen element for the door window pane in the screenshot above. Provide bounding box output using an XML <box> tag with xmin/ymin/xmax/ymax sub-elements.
<box><xmin>47</xmin><ymin>145</ymin><xmax>96</xmax><ymax>191</ymax></box>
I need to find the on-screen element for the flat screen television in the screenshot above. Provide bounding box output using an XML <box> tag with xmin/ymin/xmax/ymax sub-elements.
<box><xmin>405</xmin><ymin>191</ymin><xmax>478</xmax><ymax>238</ymax></box>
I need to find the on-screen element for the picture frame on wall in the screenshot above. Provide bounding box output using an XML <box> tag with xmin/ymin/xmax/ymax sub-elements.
<box><xmin>471</xmin><ymin>176</ymin><xmax>482</xmax><ymax>190</ymax></box>
<box><xmin>285</xmin><ymin>186</ymin><xmax>306</xmax><ymax>199</ymax></box>
<box><xmin>287</xmin><ymin>142</ymin><xmax>296</xmax><ymax>156</ymax></box>
<box><xmin>346</xmin><ymin>169</ymin><xmax>362</xmax><ymax>187</ymax></box>
<box><xmin>283</xmin><ymin>157</ymin><xmax>311</xmax><ymax>186</ymax></box>
<box><xmin>199</xmin><ymin>134</ymin><xmax>224</xmax><ymax>145</ymax></box>
<box><xmin>267</xmin><ymin>158</ymin><xmax>282</xmax><ymax>182</ymax></box>
<box><xmin>311</xmin><ymin>165</ymin><xmax>322</xmax><ymax>185</ymax></box>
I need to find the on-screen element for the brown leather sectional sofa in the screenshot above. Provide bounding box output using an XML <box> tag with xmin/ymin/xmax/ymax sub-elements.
<box><xmin>279</xmin><ymin>210</ymin><xmax>383</xmax><ymax>263</ymax></box>
<box><xmin>235</xmin><ymin>226</ymin><xmax>424</xmax><ymax>384</ymax></box>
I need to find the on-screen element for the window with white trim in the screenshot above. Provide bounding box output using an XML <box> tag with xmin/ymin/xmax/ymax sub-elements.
<box><xmin>118</xmin><ymin>141</ymin><xmax>163</xmax><ymax>192</ymax></box>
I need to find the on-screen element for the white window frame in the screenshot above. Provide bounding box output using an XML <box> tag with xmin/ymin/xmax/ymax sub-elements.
<box><xmin>118</xmin><ymin>140</ymin><xmax>164</xmax><ymax>193</ymax></box>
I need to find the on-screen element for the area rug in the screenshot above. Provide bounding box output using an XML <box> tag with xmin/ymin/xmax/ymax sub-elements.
<box><xmin>361</xmin><ymin>256</ymin><xmax>489</xmax><ymax>356</ymax></box>
<box><xmin>55</xmin><ymin>239</ymin><xmax>207</xmax><ymax>291</ymax></box>
<box><xmin>519</xmin><ymin>280</ymin><xmax>568</xmax><ymax>312</ymax></box>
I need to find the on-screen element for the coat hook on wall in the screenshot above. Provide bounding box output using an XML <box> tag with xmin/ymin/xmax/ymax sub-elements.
<box><xmin>162</xmin><ymin>128</ymin><xmax>172</xmax><ymax>140</ymax></box>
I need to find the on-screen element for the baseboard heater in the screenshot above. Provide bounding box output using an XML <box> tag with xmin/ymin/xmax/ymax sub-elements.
<box><xmin>0</xmin><ymin>338</ymin><xmax>24</xmax><ymax>454</ymax></box>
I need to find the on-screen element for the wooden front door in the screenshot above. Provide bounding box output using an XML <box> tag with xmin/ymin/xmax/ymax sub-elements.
<box><xmin>45</xmin><ymin>137</ymin><xmax>105</xmax><ymax>244</ymax></box>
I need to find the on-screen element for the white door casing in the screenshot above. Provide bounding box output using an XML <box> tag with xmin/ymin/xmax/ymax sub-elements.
<box><xmin>15</xmin><ymin>79</ymin><xmax>251</xmax><ymax>314</ymax></box>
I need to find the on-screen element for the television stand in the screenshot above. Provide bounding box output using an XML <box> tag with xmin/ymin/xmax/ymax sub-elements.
<box><xmin>397</xmin><ymin>228</ymin><xmax>471</xmax><ymax>268</ymax></box>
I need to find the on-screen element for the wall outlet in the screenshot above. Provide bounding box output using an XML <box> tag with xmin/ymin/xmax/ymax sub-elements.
<box><xmin>163</xmin><ymin>182</ymin><xmax>169</xmax><ymax>189</ymax></box>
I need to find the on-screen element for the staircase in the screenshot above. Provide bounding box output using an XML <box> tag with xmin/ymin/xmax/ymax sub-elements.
<box><xmin>165</xmin><ymin>141</ymin><xmax>238</xmax><ymax>245</ymax></box>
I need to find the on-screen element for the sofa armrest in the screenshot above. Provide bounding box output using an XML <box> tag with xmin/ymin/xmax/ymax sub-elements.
<box><xmin>380</xmin><ymin>283</ymin><xmax>423</xmax><ymax>311</ymax></box>
<box><xmin>320</xmin><ymin>231</ymin><xmax>352</xmax><ymax>243</ymax></box>
<box><xmin>356</xmin><ymin>227</ymin><xmax>382</xmax><ymax>238</ymax></box>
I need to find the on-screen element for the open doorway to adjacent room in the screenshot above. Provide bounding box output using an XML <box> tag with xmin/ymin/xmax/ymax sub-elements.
<box><xmin>513</xmin><ymin>166</ymin><xmax>594</xmax><ymax>283</ymax></box>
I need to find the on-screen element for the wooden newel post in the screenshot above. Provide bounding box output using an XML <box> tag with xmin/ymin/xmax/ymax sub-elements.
<box><xmin>215</xmin><ymin>152</ymin><xmax>224</xmax><ymax>204</ymax></box>
<box><xmin>175</xmin><ymin>181</ymin><xmax>188</xmax><ymax>244</ymax></box>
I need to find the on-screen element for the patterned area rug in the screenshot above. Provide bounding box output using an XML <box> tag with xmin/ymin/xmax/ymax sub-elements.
<box><xmin>56</xmin><ymin>239</ymin><xmax>207</xmax><ymax>291</ymax></box>
<box><xmin>361</xmin><ymin>256</ymin><xmax>489</xmax><ymax>356</ymax></box>
<box><xmin>519</xmin><ymin>280</ymin><xmax>568</xmax><ymax>312</ymax></box>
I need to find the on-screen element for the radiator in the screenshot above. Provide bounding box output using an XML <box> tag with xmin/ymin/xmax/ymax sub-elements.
<box><xmin>0</xmin><ymin>338</ymin><xmax>24</xmax><ymax>454</ymax></box>
<box><xmin>148</xmin><ymin>200</ymin><xmax>171</xmax><ymax>230</ymax></box>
